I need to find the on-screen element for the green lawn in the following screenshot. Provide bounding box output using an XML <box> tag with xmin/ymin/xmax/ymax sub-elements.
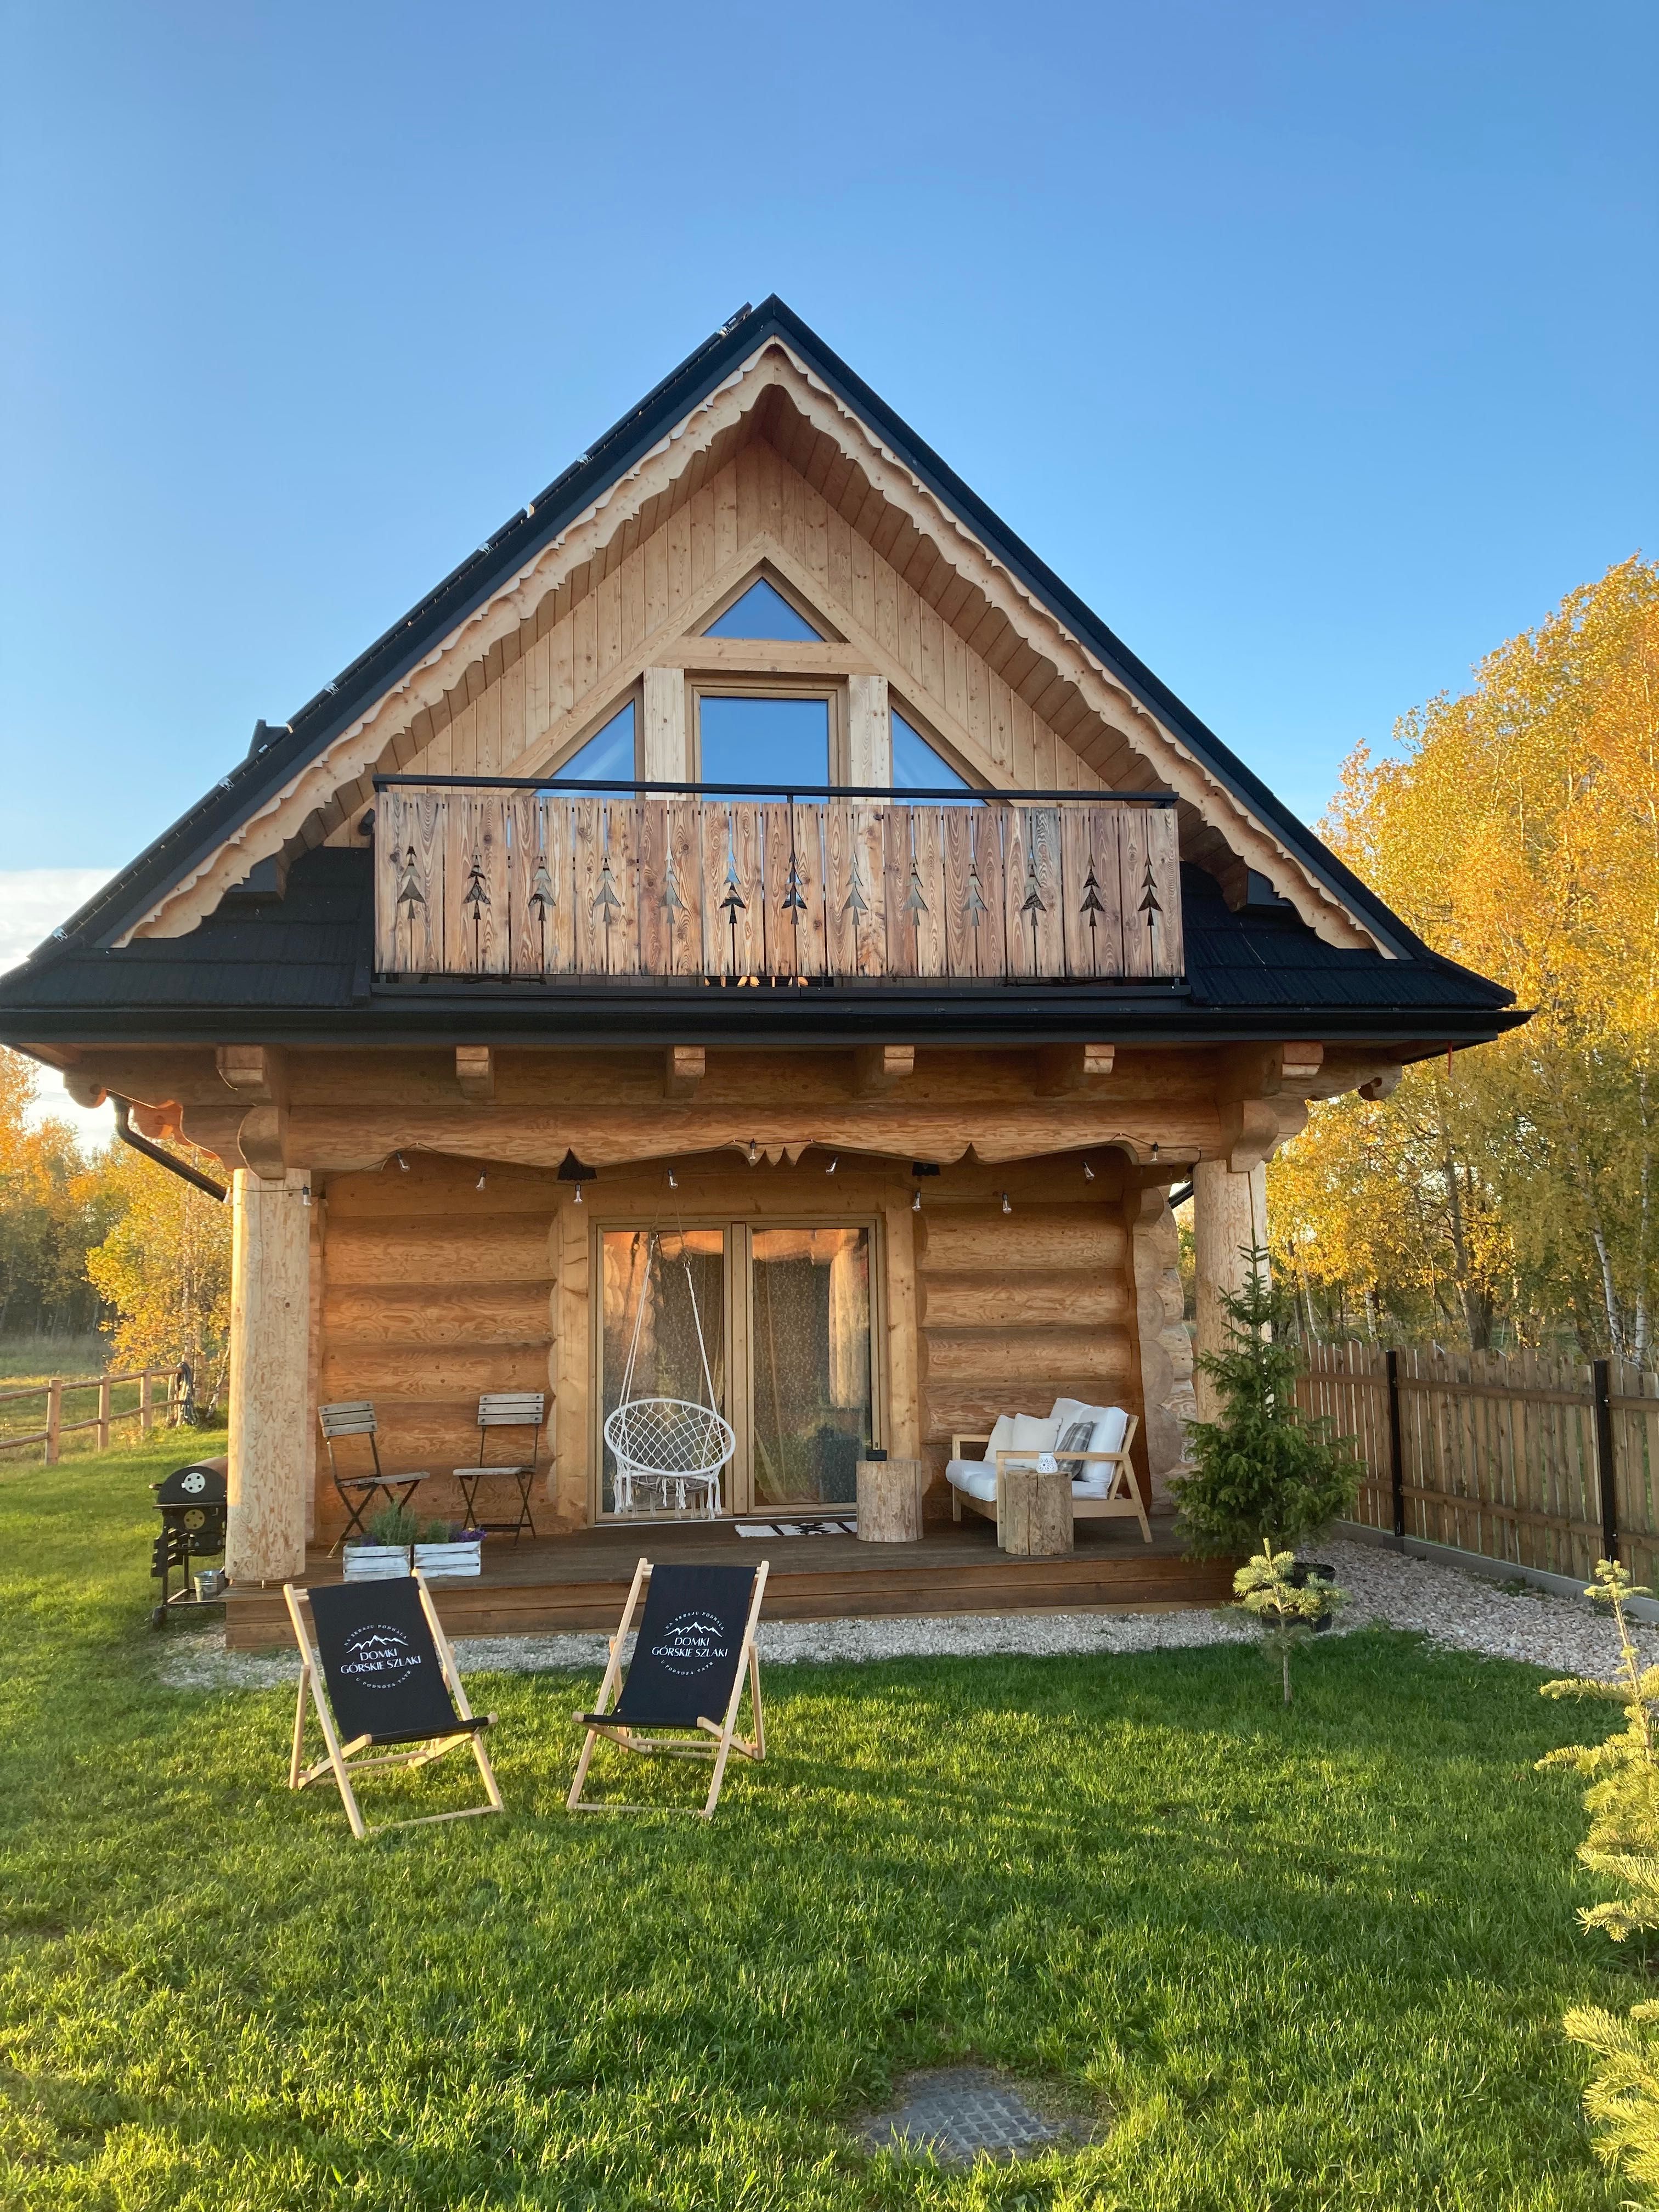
<box><xmin>0</xmin><ymin>1341</ymin><xmax>217</xmax><ymax>1462</ymax></box>
<box><xmin>0</xmin><ymin>1440</ymin><xmax>1639</xmax><ymax>2210</ymax></box>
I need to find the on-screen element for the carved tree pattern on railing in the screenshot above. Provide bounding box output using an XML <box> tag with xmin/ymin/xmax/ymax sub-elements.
<box><xmin>374</xmin><ymin>791</ymin><xmax>1184</xmax><ymax>984</ymax></box>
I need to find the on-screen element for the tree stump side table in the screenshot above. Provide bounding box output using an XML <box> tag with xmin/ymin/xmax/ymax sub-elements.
<box><xmin>855</xmin><ymin>1457</ymin><xmax>927</xmax><ymax>1543</ymax></box>
<box><xmin>998</xmin><ymin>1466</ymin><xmax>1074</xmax><ymax>1556</ymax></box>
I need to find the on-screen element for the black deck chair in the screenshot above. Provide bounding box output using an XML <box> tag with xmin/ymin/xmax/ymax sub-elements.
<box><xmin>283</xmin><ymin>1573</ymin><xmax>503</xmax><ymax>1841</ymax></box>
<box><xmin>568</xmin><ymin>1558</ymin><xmax>770</xmax><ymax>1819</ymax></box>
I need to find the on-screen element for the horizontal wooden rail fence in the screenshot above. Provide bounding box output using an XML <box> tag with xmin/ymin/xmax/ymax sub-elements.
<box><xmin>0</xmin><ymin>1367</ymin><xmax>176</xmax><ymax>1464</ymax></box>
<box><xmin>374</xmin><ymin>785</ymin><xmax>1184</xmax><ymax>985</ymax></box>
<box><xmin>1297</xmin><ymin>1343</ymin><xmax>1659</xmax><ymax>1587</ymax></box>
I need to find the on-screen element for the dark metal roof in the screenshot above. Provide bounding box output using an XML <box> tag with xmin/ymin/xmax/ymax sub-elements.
<box><xmin>15</xmin><ymin>296</ymin><xmax>1470</xmax><ymax>992</ymax></box>
<box><xmin>0</xmin><ymin>849</ymin><xmax>1520</xmax><ymax>1053</ymax></box>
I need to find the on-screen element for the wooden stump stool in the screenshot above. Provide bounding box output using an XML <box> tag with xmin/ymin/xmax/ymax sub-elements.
<box><xmin>856</xmin><ymin>1457</ymin><xmax>926</xmax><ymax>1543</ymax></box>
<box><xmin>999</xmin><ymin>1466</ymin><xmax>1074</xmax><ymax>1556</ymax></box>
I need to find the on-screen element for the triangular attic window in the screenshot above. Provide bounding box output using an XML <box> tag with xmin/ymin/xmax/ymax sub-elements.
<box><xmin>892</xmin><ymin>709</ymin><xmax>978</xmax><ymax>801</ymax></box>
<box><xmin>549</xmin><ymin>699</ymin><xmax>635</xmax><ymax>789</ymax></box>
<box><xmin>703</xmin><ymin>578</ymin><xmax>822</xmax><ymax>641</ymax></box>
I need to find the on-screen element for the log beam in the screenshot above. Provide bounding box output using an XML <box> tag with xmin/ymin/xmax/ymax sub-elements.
<box><xmin>853</xmin><ymin>1044</ymin><xmax>915</xmax><ymax>1096</ymax></box>
<box><xmin>1191</xmin><ymin>1156</ymin><xmax>1268</xmax><ymax>1424</ymax></box>
<box><xmin>216</xmin><ymin>1044</ymin><xmax>289</xmax><ymax>1182</ymax></box>
<box><xmin>226</xmin><ymin>1166</ymin><xmax>312</xmax><ymax>1583</ymax></box>
<box><xmin>1036</xmin><ymin>1042</ymin><xmax>1115</xmax><ymax>1096</ymax></box>
<box><xmin>664</xmin><ymin>1045</ymin><xmax>705</xmax><ymax>1101</ymax></box>
<box><xmin>455</xmin><ymin>1046</ymin><xmax>494</xmax><ymax>1102</ymax></box>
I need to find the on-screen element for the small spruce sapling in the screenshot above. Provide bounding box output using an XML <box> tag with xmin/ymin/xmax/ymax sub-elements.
<box><xmin>1171</xmin><ymin>1246</ymin><xmax>1362</xmax><ymax>1559</ymax></box>
<box><xmin>1537</xmin><ymin>1560</ymin><xmax>1659</xmax><ymax>2199</ymax></box>
<box><xmin>1233</xmin><ymin>1541</ymin><xmax>1346</xmax><ymax>1706</ymax></box>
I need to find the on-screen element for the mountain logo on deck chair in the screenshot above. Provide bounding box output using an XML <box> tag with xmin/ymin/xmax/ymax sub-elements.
<box><xmin>651</xmin><ymin>1610</ymin><xmax>732</xmax><ymax>1675</ymax></box>
<box><xmin>338</xmin><ymin>1623</ymin><xmax>424</xmax><ymax>1689</ymax></box>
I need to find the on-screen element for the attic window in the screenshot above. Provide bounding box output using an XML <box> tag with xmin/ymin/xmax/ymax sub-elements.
<box><xmin>891</xmin><ymin>709</ymin><xmax>977</xmax><ymax>801</ymax></box>
<box><xmin>551</xmin><ymin>699</ymin><xmax>635</xmax><ymax>788</ymax></box>
<box><xmin>699</xmin><ymin>695</ymin><xmax>831</xmax><ymax>785</ymax></box>
<box><xmin>703</xmin><ymin>578</ymin><xmax>822</xmax><ymax>642</ymax></box>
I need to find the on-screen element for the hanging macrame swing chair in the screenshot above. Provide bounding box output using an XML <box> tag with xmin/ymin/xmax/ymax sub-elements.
<box><xmin>603</xmin><ymin>1230</ymin><xmax>736</xmax><ymax>1516</ymax></box>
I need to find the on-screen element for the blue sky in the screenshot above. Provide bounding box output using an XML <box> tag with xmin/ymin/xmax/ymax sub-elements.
<box><xmin>2</xmin><ymin>0</ymin><xmax>1654</xmax><ymax>895</ymax></box>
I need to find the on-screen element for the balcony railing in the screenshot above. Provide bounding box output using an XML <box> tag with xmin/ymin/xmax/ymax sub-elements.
<box><xmin>372</xmin><ymin>778</ymin><xmax>1184</xmax><ymax>986</ymax></box>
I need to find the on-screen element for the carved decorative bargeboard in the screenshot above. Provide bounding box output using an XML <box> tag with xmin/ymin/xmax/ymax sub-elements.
<box><xmin>374</xmin><ymin>789</ymin><xmax>1183</xmax><ymax>985</ymax></box>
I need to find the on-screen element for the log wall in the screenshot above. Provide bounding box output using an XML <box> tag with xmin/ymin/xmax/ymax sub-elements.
<box><xmin>315</xmin><ymin>1152</ymin><xmax>557</xmax><ymax>1538</ymax></box>
<box><xmin>309</xmin><ymin>1146</ymin><xmax>1147</xmax><ymax>1539</ymax></box>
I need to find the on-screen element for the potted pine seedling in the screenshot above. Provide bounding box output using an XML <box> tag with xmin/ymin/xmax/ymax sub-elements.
<box><xmin>342</xmin><ymin>1502</ymin><xmax>419</xmax><ymax>1581</ymax></box>
<box><xmin>1235</xmin><ymin>1542</ymin><xmax>1346</xmax><ymax>1704</ymax></box>
<box><xmin>412</xmin><ymin>1519</ymin><xmax>485</xmax><ymax>1580</ymax></box>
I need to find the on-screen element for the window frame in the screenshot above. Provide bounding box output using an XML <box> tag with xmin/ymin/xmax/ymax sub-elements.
<box><xmin>690</xmin><ymin>676</ymin><xmax>847</xmax><ymax>788</ymax></box>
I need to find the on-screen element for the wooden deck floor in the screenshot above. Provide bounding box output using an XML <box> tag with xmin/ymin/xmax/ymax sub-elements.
<box><xmin>224</xmin><ymin>1511</ymin><xmax>1231</xmax><ymax>1647</ymax></box>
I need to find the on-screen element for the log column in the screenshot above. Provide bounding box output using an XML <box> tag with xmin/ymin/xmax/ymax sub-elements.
<box><xmin>1191</xmin><ymin>1158</ymin><xmax>1268</xmax><ymax>1424</ymax></box>
<box><xmin>226</xmin><ymin>1167</ymin><xmax>313</xmax><ymax>1584</ymax></box>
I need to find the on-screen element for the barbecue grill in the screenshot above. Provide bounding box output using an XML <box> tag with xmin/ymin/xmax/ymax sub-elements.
<box><xmin>150</xmin><ymin>1457</ymin><xmax>228</xmax><ymax>1626</ymax></box>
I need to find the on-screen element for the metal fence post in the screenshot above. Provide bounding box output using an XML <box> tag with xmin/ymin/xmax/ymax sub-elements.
<box><xmin>1593</xmin><ymin>1357</ymin><xmax>1620</xmax><ymax>1566</ymax></box>
<box><xmin>1386</xmin><ymin>1347</ymin><xmax>1406</xmax><ymax>1549</ymax></box>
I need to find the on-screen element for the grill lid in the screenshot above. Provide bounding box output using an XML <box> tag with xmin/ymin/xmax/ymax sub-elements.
<box><xmin>153</xmin><ymin>1457</ymin><xmax>228</xmax><ymax>1506</ymax></box>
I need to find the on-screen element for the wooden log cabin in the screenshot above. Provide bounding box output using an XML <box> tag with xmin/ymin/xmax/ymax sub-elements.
<box><xmin>0</xmin><ymin>300</ymin><xmax>1522</xmax><ymax>1638</ymax></box>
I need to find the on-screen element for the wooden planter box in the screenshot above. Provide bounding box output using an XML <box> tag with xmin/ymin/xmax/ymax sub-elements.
<box><xmin>413</xmin><ymin>1539</ymin><xmax>483</xmax><ymax>1580</ymax></box>
<box><xmin>342</xmin><ymin>1544</ymin><xmax>413</xmax><ymax>1582</ymax></box>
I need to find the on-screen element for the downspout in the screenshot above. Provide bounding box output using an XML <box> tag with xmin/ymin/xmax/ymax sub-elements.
<box><xmin>111</xmin><ymin>1098</ymin><xmax>228</xmax><ymax>1203</ymax></box>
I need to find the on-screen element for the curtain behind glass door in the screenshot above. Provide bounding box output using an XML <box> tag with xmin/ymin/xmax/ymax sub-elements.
<box><xmin>600</xmin><ymin>1228</ymin><xmax>726</xmax><ymax>1515</ymax></box>
<box><xmin>749</xmin><ymin>1227</ymin><xmax>871</xmax><ymax>1507</ymax></box>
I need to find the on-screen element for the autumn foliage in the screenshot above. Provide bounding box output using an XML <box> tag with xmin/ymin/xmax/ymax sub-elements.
<box><xmin>1272</xmin><ymin>556</ymin><xmax>1659</xmax><ymax>1357</ymax></box>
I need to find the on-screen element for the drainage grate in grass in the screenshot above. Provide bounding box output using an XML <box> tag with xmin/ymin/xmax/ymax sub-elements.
<box><xmin>859</xmin><ymin>2065</ymin><xmax>1087</xmax><ymax>2165</ymax></box>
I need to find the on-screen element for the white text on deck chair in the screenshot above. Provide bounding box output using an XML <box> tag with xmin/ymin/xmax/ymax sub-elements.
<box><xmin>283</xmin><ymin>1572</ymin><xmax>504</xmax><ymax>1841</ymax></box>
<box><xmin>568</xmin><ymin>1558</ymin><xmax>769</xmax><ymax>1819</ymax></box>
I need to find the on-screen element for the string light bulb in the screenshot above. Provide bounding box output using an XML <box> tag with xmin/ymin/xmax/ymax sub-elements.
<box><xmin>667</xmin><ymin>1169</ymin><xmax>678</xmax><ymax>1189</ymax></box>
<box><xmin>1001</xmin><ymin>1191</ymin><xmax>1012</xmax><ymax>1215</ymax></box>
<box><xmin>912</xmin><ymin>1187</ymin><xmax>922</xmax><ymax>1212</ymax></box>
<box><xmin>748</xmin><ymin>1138</ymin><xmax>759</xmax><ymax>1166</ymax></box>
<box><xmin>394</xmin><ymin>1152</ymin><xmax>410</xmax><ymax>1172</ymax></box>
<box><xmin>476</xmin><ymin>1170</ymin><xmax>487</xmax><ymax>1191</ymax></box>
<box><xmin>825</xmin><ymin>1156</ymin><xmax>838</xmax><ymax>1175</ymax></box>
<box><xmin>1082</xmin><ymin>1160</ymin><xmax>1096</xmax><ymax>1182</ymax></box>
<box><xmin>1150</xmin><ymin>1141</ymin><xmax>1160</xmax><ymax>1161</ymax></box>
<box><xmin>573</xmin><ymin>1183</ymin><xmax>583</xmax><ymax>1205</ymax></box>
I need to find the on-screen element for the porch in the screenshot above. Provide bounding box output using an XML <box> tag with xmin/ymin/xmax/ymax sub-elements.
<box><xmin>223</xmin><ymin>1509</ymin><xmax>1232</xmax><ymax>1650</ymax></box>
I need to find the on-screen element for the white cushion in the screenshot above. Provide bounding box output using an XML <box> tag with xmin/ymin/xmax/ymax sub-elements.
<box><xmin>1057</xmin><ymin>1403</ymin><xmax>1131</xmax><ymax>1493</ymax></box>
<box><xmin>981</xmin><ymin>1413</ymin><xmax>1016</xmax><ymax>1464</ymax></box>
<box><xmin>946</xmin><ymin>1460</ymin><xmax>999</xmax><ymax>1502</ymax></box>
<box><xmin>1001</xmin><ymin>1413</ymin><xmax>1059</xmax><ymax>1471</ymax></box>
<box><xmin>1049</xmin><ymin>1396</ymin><xmax>1089</xmax><ymax>1429</ymax></box>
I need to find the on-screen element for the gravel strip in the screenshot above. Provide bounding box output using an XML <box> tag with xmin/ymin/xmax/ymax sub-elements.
<box><xmin>153</xmin><ymin>1536</ymin><xmax>1657</xmax><ymax>1693</ymax></box>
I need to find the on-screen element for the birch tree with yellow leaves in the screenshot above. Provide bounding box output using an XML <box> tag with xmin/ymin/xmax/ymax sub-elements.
<box><xmin>1272</xmin><ymin>556</ymin><xmax>1659</xmax><ymax>1357</ymax></box>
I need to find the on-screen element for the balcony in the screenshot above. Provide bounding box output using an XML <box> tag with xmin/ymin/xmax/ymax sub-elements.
<box><xmin>373</xmin><ymin>781</ymin><xmax>1184</xmax><ymax>987</ymax></box>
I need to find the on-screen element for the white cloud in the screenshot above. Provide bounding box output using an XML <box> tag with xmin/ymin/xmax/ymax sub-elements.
<box><xmin>0</xmin><ymin>868</ymin><xmax>119</xmax><ymax>1149</ymax></box>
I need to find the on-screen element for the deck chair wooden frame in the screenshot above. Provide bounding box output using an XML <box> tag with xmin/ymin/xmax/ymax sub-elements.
<box><xmin>950</xmin><ymin>1414</ymin><xmax>1151</xmax><ymax>1545</ymax></box>
<box><xmin>283</xmin><ymin>1572</ymin><xmax>504</xmax><ymax>1841</ymax></box>
<box><xmin>568</xmin><ymin>1557</ymin><xmax>769</xmax><ymax>1820</ymax></box>
<box><xmin>452</xmin><ymin>1391</ymin><xmax>546</xmax><ymax>1542</ymax></box>
<box><xmin>318</xmin><ymin>1399</ymin><xmax>431</xmax><ymax>1554</ymax></box>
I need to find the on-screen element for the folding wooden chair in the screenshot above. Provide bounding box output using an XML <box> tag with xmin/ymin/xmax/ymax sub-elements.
<box><xmin>452</xmin><ymin>1391</ymin><xmax>546</xmax><ymax>1542</ymax></box>
<box><xmin>568</xmin><ymin>1558</ymin><xmax>769</xmax><ymax>1820</ymax></box>
<box><xmin>318</xmin><ymin>1400</ymin><xmax>431</xmax><ymax>1553</ymax></box>
<box><xmin>283</xmin><ymin>1572</ymin><xmax>503</xmax><ymax>1841</ymax></box>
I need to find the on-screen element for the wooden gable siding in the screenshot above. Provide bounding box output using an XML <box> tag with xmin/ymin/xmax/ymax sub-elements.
<box><xmin>380</xmin><ymin>435</ymin><xmax>1114</xmax><ymax>797</ymax></box>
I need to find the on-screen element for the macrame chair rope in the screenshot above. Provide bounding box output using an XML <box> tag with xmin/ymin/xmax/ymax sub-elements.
<box><xmin>604</xmin><ymin>1232</ymin><xmax>736</xmax><ymax>1515</ymax></box>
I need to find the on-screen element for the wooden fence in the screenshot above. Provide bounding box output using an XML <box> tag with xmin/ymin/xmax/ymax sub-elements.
<box><xmin>1297</xmin><ymin>1344</ymin><xmax>1659</xmax><ymax>1586</ymax></box>
<box><xmin>0</xmin><ymin>1368</ymin><xmax>177</xmax><ymax>1464</ymax></box>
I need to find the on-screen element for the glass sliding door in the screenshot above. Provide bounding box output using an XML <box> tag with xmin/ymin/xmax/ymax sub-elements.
<box><xmin>596</xmin><ymin>1220</ymin><xmax>876</xmax><ymax>1517</ymax></box>
<box><xmin>749</xmin><ymin>1227</ymin><xmax>871</xmax><ymax>1509</ymax></box>
<box><xmin>599</xmin><ymin>1228</ymin><xmax>726</xmax><ymax>1515</ymax></box>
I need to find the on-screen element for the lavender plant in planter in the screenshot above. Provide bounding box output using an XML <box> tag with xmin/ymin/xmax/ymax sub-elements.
<box><xmin>413</xmin><ymin>1521</ymin><xmax>485</xmax><ymax>1579</ymax></box>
